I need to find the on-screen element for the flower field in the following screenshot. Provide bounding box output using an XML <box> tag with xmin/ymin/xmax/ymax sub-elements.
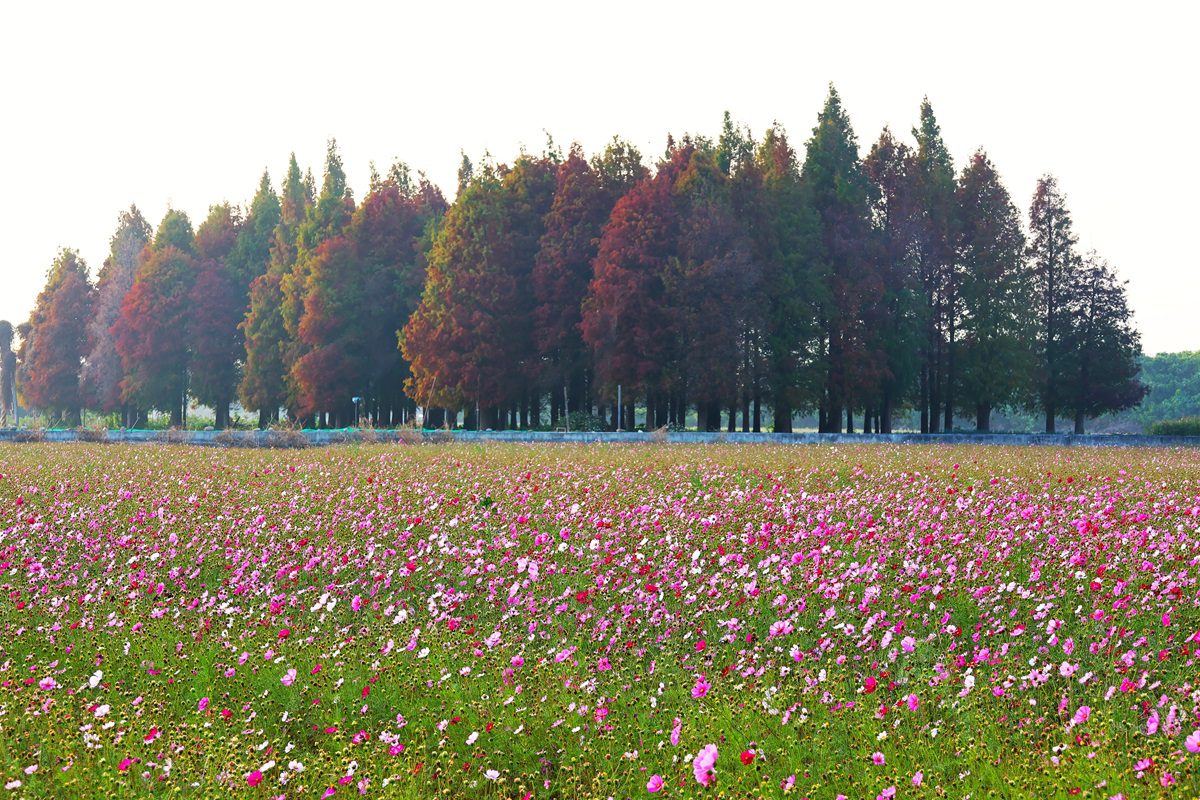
<box><xmin>1</xmin><ymin>442</ymin><xmax>1198</xmax><ymax>799</ymax></box>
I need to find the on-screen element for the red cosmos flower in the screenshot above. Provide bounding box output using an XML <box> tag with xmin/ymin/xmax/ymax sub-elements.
<box><xmin>740</xmin><ymin>750</ymin><xmax>755</xmax><ymax>765</ymax></box>
<box><xmin>362</xmin><ymin>685</ymin><xmax>370</xmax><ymax>699</ymax></box>
<box><xmin>575</xmin><ymin>590</ymin><xmax>590</xmax><ymax>604</ymax></box>
<box><xmin>278</xmin><ymin>628</ymin><xmax>290</xmax><ymax>639</ymax></box>
<box><xmin>864</xmin><ymin>677</ymin><xmax>877</xmax><ymax>693</ymax></box>
<box><xmin>696</xmin><ymin>640</ymin><xmax>707</xmax><ymax>652</ymax></box>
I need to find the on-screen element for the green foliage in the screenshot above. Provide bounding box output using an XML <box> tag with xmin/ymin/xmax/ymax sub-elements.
<box><xmin>1133</xmin><ymin>352</ymin><xmax>1200</xmax><ymax>424</ymax></box>
<box><xmin>153</xmin><ymin>208</ymin><xmax>195</xmax><ymax>254</ymax></box>
<box><xmin>1149</xmin><ymin>416</ymin><xmax>1200</xmax><ymax>435</ymax></box>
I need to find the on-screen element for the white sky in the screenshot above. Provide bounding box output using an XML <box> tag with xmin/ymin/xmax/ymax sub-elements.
<box><xmin>1</xmin><ymin>1</ymin><xmax>1196</xmax><ymax>354</ymax></box>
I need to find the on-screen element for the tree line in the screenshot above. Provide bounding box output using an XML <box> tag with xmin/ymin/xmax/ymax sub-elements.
<box><xmin>5</xmin><ymin>86</ymin><xmax>1146</xmax><ymax>434</ymax></box>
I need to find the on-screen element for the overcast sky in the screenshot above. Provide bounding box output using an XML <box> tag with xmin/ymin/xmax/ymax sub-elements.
<box><xmin>1</xmin><ymin>1</ymin><xmax>1195</xmax><ymax>353</ymax></box>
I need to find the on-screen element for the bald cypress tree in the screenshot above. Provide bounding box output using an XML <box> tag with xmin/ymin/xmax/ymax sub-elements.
<box><xmin>19</xmin><ymin>249</ymin><xmax>94</xmax><ymax>426</ymax></box>
<box><xmin>955</xmin><ymin>150</ymin><xmax>1031</xmax><ymax>431</ymax></box>
<box><xmin>240</xmin><ymin>156</ymin><xmax>308</xmax><ymax>427</ymax></box>
<box><xmin>114</xmin><ymin>211</ymin><xmax>196</xmax><ymax>426</ymax></box>
<box><xmin>82</xmin><ymin>205</ymin><xmax>151</xmax><ymax>425</ymax></box>
<box><xmin>911</xmin><ymin>99</ymin><xmax>958</xmax><ymax>432</ymax></box>
<box><xmin>1061</xmin><ymin>253</ymin><xmax>1147</xmax><ymax>432</ymax></box>
<box><xmin>1028</xmin><ymin>175</ymin><xmax>1081</xmax><ymax>433</ymax></box>
<box><xmin>801</xmin><ymin>85</ymin><xmax>880</xmax><ymax>432</ymax></box>
<box><xmin>281</xmin><ymin>140</ymin><xmax>354</xmax><ymax>422</ymax></box>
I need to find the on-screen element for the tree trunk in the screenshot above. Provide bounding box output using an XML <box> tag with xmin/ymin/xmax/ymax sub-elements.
<box><xmin>774</xmin><ymin>395</ymin><xmax>792</xmax><ymax>433</ymax></box>
<box><xmin>1045</xmin><ymin>405</ymin><xmax>1055</xmax><ymax>434</ymax></box>
<box><xmin>976</xmin><ymin>403</ymin><xmax>990</xmax><ymax>432</ymax></box>
<box><xmin>919</xmin><ymin>364</ymin><xmax>929</xmax><ymax>434</ymax></box>
<box><xmin>727</xmin><ymin>402</ymin><xmax>736</xmax><ymax>433</ymax></box>
<box><xmin>1074</xmin><ymin>411</ymin><xmax>1085</xmax><ymax>435</ymax></box>
<box><xmin>846</xmin><ymin>406</ymin><xmax>854</xmax><ymax>434</ymax></box>
<box><xmin>704</xmin><ymin>400</ymin><xmax>720</xmax><ymax>432</ymax></box>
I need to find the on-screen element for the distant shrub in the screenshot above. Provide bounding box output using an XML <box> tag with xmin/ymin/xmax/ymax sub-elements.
<box><xmin>156</xmin><ymin>428</ymin><xmax>189</xmax><ymax>444</ymax></box>
<box><xmin>214</xmin><ymin>430</ymin><xmax>258</xmax><ymax>448</ymax></box>
<box><xmin>13</xmin><ymin>428</ymin><xmax>46</xmax><ymax>443</ymax></box>
<box><xmin>76</xmin><ymin>424</ymin><xmax>109</xmax><ymax>443</ymax></box>
<box><xmin>265</xmin><ymin>429</ymin><xmax>309</xmax><ymax>449</ymax></box>
<box><xmin>1150</xmin><ymin>417</ymin><xmax>1200</xmax><ymax>436</ymax></box>
<box><xmin>563</xmin><ymin>411</ymin><xmax>608</xmax><ymax>432</ymax></box>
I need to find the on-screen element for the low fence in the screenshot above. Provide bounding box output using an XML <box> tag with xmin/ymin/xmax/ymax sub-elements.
<box><xmin>1</xmin><ymin>428</ymin><xmax>1199</xmax><ymax>448</ymax></box>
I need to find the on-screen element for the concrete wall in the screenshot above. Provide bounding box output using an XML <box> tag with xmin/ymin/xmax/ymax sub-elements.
<box><xmin>2</xmin><ymin>428</ymin><xmax>1199</xmax><ymax>448</ymax></box>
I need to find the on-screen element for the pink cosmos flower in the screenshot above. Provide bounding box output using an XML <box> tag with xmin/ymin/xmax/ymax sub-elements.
<box><xmin>247</xmin><ymin>770</ymin><xmax>263</xmax><ymax>787</ymax></box>
<box><xmin>912</xmin><ymin>771</ymin><xmax>923</xmax><ymax>786</ymax></box>
<box><xmin>693</xmin><ymin>743</ymin><xmax>718</xmax><ymax>786</ymax></box>
<box><xmin>692</xmin><ymin>677</ymin><xmax>711</xmax><ymax>699</ymax></box>
<box><xmin>197</xmin><ymin>697</ymin><xmax>209</xmax><ymax>712</ymax></box>
<box><xmin>906</xmin><ymin>694</ymin><xmax>919</xmax><ymax>712</ymax></box>
<box><xmin>647</xmin><ymin>774</ymin><xmax>664</xmax><ymax>792</ymax></box>
<box><xmin>351</xmin><ymin>595</ymin><xmax>363</xmax><ymax>612</ymax></box>
<box><xmin>1186</xmin><ymin>729</ymin><xmax>1200</xmax><ymax>753</ymax></box>
<box><xmin>1072</xmin><ymin>705</ymin><xmax>1091</xmax><ymax>726</ymax></box>
<box><xmin>871</xmin><ymin>752</ymin><xmax>886</xmax><ymax>765</ymax></box>
<box><xmin>282</xmin><ymin>668</ymin><xmax>297</xmax><ymax>687</ymax></box>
